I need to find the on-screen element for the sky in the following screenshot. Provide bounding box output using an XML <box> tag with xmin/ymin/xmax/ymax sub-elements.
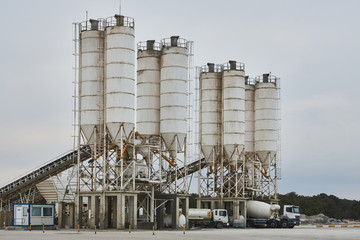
<box><xmin>0</xmin><ymin>0</ymin><xmax>359</xmax><ymax>200</ymax></box>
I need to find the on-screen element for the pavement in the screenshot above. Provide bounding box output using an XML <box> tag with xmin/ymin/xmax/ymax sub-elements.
<box><xmin>1</xmin><ymin>226</ymin><xmax>360</xmax><ymax>240</ymax></box>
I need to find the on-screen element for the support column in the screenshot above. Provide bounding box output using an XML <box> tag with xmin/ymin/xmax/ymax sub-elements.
<box><xmin>196</xmin><ymin>198</ymin><xmax>201</xmax><ymax>209</ymax></box>
<box><xmin>89</xmin><ymin>196</ymin><xmax>96</xmax><ymax>228</ymax></box>
<box><xmin>181</xmin><ymin>198</ymin><xmax>189</xmax><ymax>229</ymax></box>
<box><xmin>75</xmin><ymin>196</ymin><xmax>83</xmax><ymax>228</ymax></box>
<box><xmin>69</xmin><ymin>203</ymin><xmax>75</xmax><ymax>228</ymax></box>
<box><xmin>116</xmin><ymin>194</ymin><xmax>125</xmax><ymax>229</ymax></box>
<box><xmin>127</xmin><ymin>195</ymin><xmax>137</xmax><ymax>229</ymax></box>
<box><xmin>233</xmin><ymin>200</ymin><xmax>240</xmax><ymax>220</ymax></box>
<box><xmin>150</xmin><ymin>186</ymin><xmax>155</xmax><ymax>222</ymax></box>
<box><xmin>98</xmin><ymin>195</ymin><xmax>105</xmax><ymax>228</ymax></box>
<box><xmin>210</xmin><ymin>200</ymin><xmax>215</xmax><ymax>210</ymax></box>
<box><xmin>95</xmin><ymin>196</ymin><xmax>101</xmax><ymax>228</ymax></box>
<box><xmin>156</xmin><ymin>200</ymin><xmax>164</xmax><ymax>229</ymax></box>
<box><xmin>171</xmin><ymin>197</ymin><xmax>179</xmax><ymax>229</ymax></box>
<box><xmin>57</xmin><ymin>202</ymin><xmax>64</xmax><ymax>228</ymax></box>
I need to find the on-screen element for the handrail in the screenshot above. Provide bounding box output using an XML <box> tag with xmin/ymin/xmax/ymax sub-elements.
<box><xmin>255</xmin><ymin>74</ymin><xmax>279</xmax><ymax>84</ymax></box>
<box><xmin>161</xmin><ymin>37</ymin><xmax>188</xmax><ymax>48</ymax></box>
<box><xmin>222</xmin><ymin>61</ymin><xmax>245</xmax><ymax>71</ymax></box>
<box><xmin>137</xmin><ymin>41</ymin><xmax>162</xmax><ymax>51</ymax></box>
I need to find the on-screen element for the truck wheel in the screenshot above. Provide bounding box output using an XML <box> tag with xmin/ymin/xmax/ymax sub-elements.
<box><xmin>247</xmin><ymin>220</ymin><xmax>254</xmax><ymax>228</ymax></box>
<box><xmin>216</xmin><ymin>222</ymin><xmax>223</xmax><ymax>229</ymax></box>
<box><xmin>268</xmin><ymin>220</ymin><xmax>277</xmax><ymax>228</ymax></box>
<box><xmin>189</xmin><ymin>221</ymin><xmax>194</xmax><ymax>228</ymax></box>
<box><xmin>280</xmin><ymin>220</ymin><xmax>288</xmax><ymax>228</ymax></box>
<box><xmin>288</xmin><ymin>225</ymin><xmax>295</xmax><ymax>229</ymax></box>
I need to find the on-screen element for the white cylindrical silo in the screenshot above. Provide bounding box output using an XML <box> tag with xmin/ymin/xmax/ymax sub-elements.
<box><xmin>245</xmin><ymin>77</ymin><xmax>255</xmax><ymax>153</ymax></box>
<box><xmin>222</xmin><ymin>61</ymin><xmax>245</xmax><ymax>164</ymax></box>
<box><xmin>160</xmin><ymin>36</ymin><xmax>188</xmax><ymax>158</ymax></box>
<box><xmin>254</xmin><ymin>74</ymin><xmax>279</xmax><ymax>170</ymax></box>
<box><xmin>79</xmin><ymin>19</ymin><xmax>104</xmax><ymax>147</ymax></box>
<box><xmin>136</xmin><ymin>40</ymin><xmax>161</xmax><ymax>137</ymax></box>
<box><xmin>200</xmin><ymin>63</ymin><xmax>222</xmax><ymax>163</ymax></box>
<box><xmin>105</xmin><ymin>15</ymin><xmax>135</xmax><ymax>145</ymax></box>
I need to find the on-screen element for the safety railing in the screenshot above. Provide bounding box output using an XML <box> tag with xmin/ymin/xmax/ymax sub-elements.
<box><xmin>79</xmin><ymin>18</ymin><xmax>106</xmax><ymax>31</ymax></box>
<box><xmin>255</xmin><ymin>74</ymin><xmax>279</xmax><ymax>84</ymax></box>
<box><xmin>161</xmin><ymin>37</ymin><xmax>188</xmax><ymax>48</ymax></box>
<box><xmin>106</xmin><ymin>15</ymin><xmax>134</xmax><ymax>28</ymax></box>
<box><xmin>222</xmin><ymin>61</ymin><xmax>245</xmax><ymax>71</ymax></box>
<box><xmin>200</xmin><ymin>63</ymin><xmax>223</xmax><ymax>73</ymax></box>
<box><xmin>245</xmin><ymin>77</ymin><xmax>256</xmax><ymax>85</ymax></box>
<box><xmin>78</xmin><ymin>15</ymin><xmax>134</xmax><ymax>32</ymax></box>
<box><xmin>137</xmin><ymin>41</ymin><xmax>162</xmax><ymax>51</ymax></box>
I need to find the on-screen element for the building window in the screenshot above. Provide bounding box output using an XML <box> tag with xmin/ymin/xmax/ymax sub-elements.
<box><xmin>23</xmin><ymin>207</ymin><xmax>28</xmax><ymax>216</ymax></box>
<box><xmin>32</xmin><ymin>207</ymin><xmax>41</xmax><ymax>216</ymax></box>
<box><xmin>43</xmin><ymin>207</ymin><xmax>53</xmax><ymax>217</ymax></box>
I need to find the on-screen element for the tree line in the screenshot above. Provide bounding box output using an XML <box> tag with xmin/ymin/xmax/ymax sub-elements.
<box><xmin>279</xmin><ymin>192</ymin><xmax>360</xmax><ymax>220</ymax></box>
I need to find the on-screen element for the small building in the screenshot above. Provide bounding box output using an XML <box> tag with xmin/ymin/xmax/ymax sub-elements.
<box><xmin>13</xmin><ymin>203</ymin><xmax>55</xmax><ymax>227</ymax></box>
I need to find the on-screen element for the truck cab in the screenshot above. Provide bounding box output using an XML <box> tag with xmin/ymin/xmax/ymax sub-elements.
<box><xmin>282</xmin><ymin>205</ymin><xmax>300</xmax><ymax>227</ymax></box>
<box><xmin>212</xmin><ymin>209</ymin><xmax>229</xmax><ymax>228</ymax></box>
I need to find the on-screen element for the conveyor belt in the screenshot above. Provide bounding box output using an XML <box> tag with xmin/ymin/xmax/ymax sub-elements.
<box><xmin>170</xmin><ymin>157</ymin><xmax>207</xmax><ymax>182</ymax></box>
<box><xmin>0</xmin><ymin>146</ymin><xmax>91</xmax><ymax>200</ymax></box>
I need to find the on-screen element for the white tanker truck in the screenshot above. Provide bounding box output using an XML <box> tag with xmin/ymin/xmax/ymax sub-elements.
<box><xmin>187</xmin><ymin>208</ymin><xmax>230</xmax><ymax>228</ymax></box>
<box><xmin>246</xmin><ymin>200</ymin><xmax>300</xmax><ymax>228</ymax></box>
<box><xmin>164</xmin><ymin>208</ymin><xmax>230</xmax><ymax>229</ymax></box>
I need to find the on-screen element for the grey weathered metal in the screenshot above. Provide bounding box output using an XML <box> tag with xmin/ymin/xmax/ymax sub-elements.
<box><xmin>105</xmin><ymin>15</ymin><xmax>135</xmax><ymax>145</ymax></box>
<box><xmin>136</xmin><ymin>40</ymin><xmax>162</xmax><ymax>136</ymax></box>
<box><xmin>79</xmin><ymin>22</ymin><xmax>104</xmax><ymax>147</ymax></box>
<box><xmin>200</xmin><ymin>63</ymin><xmax>222</xmax><ymax>163</ymax></box>
<box><xmin>160</xmin><ymin>36</ymin><xmax>188</xmax><ymax>158</ymax></box>
<box><xmin>222</xmin><ymin>61</ymin><xmax>246</xmax><ymax>164</ymax></box>
<box><xmin>254</xmin><ymin>74</ymin><xmax>279</xmax><ymax>169</ymax></box>
<box><xmin>245</xmin><ymin>76</ymin><xmax>255</xmax><ymax>153</ymax></box>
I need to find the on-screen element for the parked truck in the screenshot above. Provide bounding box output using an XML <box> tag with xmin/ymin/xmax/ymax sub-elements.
<box><xmin>164</xmin><ymin>208</ymin><xmax>230</xmax><ymax>229</ymax></box>
<box><xmin>246</xmin><ymin>200</ymin><xmax>300</xmax><ymax>228</ymax></box>
<box><xmin>188</xmin><ymin>208</ymin><xmax>230</xmax><ymax>229</ymax></box>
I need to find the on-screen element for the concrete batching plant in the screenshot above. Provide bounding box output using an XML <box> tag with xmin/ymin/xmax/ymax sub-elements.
<box><xmin>0</xmin><ymin>12</ymin><xmax>281</xmax><ymax>231</ymax></box>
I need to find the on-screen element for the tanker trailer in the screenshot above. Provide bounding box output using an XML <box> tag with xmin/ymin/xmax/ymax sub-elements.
<box><xmin>188</xmin><ymin>208</ymin><xmax>229</xmax><ymax>229</ymax></box>
<box><xmin>246</xmin><ymin>200</ymin><xmax>300</xmax><ymax>228</ymax></box>
<box><xmin>164</xmin><ymin>208</ymin><xmax>229</xmax><ymax>229</ymax></box>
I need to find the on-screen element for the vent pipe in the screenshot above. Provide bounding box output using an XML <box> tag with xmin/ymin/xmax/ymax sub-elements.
<box><xmin>115</xmin><ymin>14</ymin><xmax>124</xmax><ymax>26</ymax></box>
<box><xmin>89</xmin><ymin>19</ymin><xmax>99</xmax><ymax>30</ymax></box>
<box><xmin>229</xmin><ymin>60</ymin><xmax>237</xmax><ymax>70</ymax></box>
<box><xmin>146</xmin><ymin>40</ymin><xmax>155</xmax><ymax>50</ymax></box>
<box><xmin>263</xmin><ymin>73</ymin><xmax>270</xmax><ymax>83</ymax></box>
<box><xmin>170</xmin><ymin>36</ymin><xmax>179</xmax><ymax>47</ymax></box>
<box><xmin>207</xmin><ymin>63</ymin><xmax>215</xmax><ymax>72</ymax></box>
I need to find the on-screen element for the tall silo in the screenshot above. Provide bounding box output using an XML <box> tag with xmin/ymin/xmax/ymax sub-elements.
<box><xmin>200</xmin><ymin>63</ymin><xmax>222</xmax><ymax>163</ymax></box>
<box><xmin>254</xmin><ymin>74</ymin><xmax>279</xmax><ymax>170</ymax></box>
<box><xmin>136</xmin><ymin>40</ymin><xmax>161</xmax><ymax>137</ymax></box>
<box><xmin>222</xmin><ymin>61</ymin><xmax>245</xmax><ymax>164</ymax></box>
<box><xmin>79</xmin><ymin>19</ymin><xmax>104</xmax><ymax>148</ymax></box>
<box><xmin>105</xmin><ymin>15</ymin><xmax>135</xmax><ymax>145</ymax></box>
<box><xmin>160</xmin><ymin>36</ymin><xmax>188</xmax><ymax>158</ymax></box>
<box><xmin>245</xmin><ymin>76</ymin><xmax>255</xmax><ymax>170</ymax></box>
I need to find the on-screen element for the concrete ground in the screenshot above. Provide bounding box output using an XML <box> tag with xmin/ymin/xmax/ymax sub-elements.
<box><xmin>1</xmin><ymin>226</ymin><xmax>360</xmax><ymax>240</ymax></box>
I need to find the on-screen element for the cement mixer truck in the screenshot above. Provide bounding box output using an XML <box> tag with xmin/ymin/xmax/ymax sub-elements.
<box><xmin>246</xmin><ymin>200</ymin><xmax>300</xmax><ymax>228</ymax></box>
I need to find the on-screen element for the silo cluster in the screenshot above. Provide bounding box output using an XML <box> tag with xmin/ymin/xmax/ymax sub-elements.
<box><xmin>136</xmin><ymin>36</ymin><xmax>189</xmax><ymax>159</ymax></box>
<box><xmin>79</xmin><ymin>15</ymin><xmax>135</xmax><ymax>148</ymax></box>
<box><xmin>199</xmin><ymin>62</ymin><xmax>280</xmax><ymax>172</ymax></box>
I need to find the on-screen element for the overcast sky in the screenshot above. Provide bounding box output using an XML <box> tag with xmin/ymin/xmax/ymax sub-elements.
<box><xmin>1</xmin><ymin>0</ymin><xmax>359</xmax><ymax>200</ymax></box>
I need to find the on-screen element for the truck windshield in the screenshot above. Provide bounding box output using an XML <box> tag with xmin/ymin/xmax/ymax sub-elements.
<box><xmin>219</xmin><ymin>210</ymin><xmax>227</xmax><ymax>217</ymax></box>
<box><xmin>293</xmin><ymin>207</ymin><xmax>300</xmax><ymax>213</ymax></box>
